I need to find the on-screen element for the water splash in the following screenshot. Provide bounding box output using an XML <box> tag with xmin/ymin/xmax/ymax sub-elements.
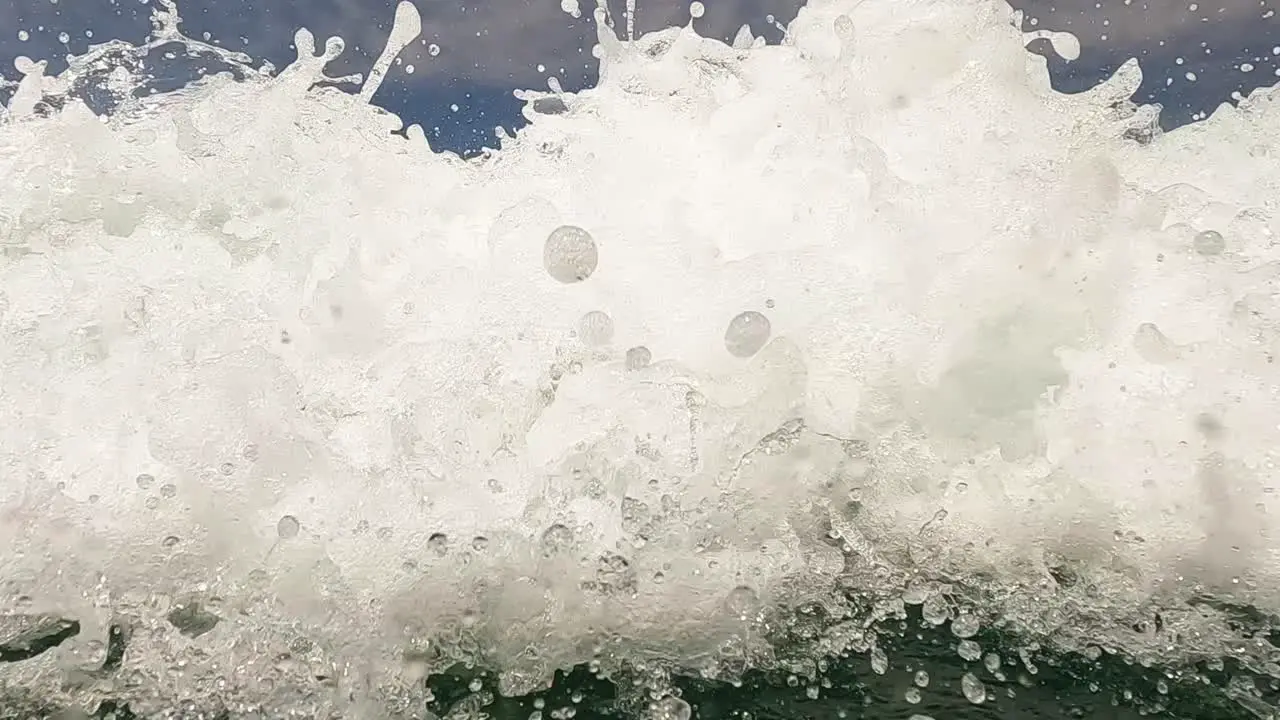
<box><xmin>1</xmin><ymin>0</ymin><xmax>1279</xmax><ymax>715</ymax></box>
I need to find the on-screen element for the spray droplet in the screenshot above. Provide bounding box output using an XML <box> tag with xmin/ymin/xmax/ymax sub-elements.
<box><xmin>724</xmin><ymin>310</ymin><xmax>771</xmax><ymax>358</ymax></box>
<box><xmin>951</xmin><ymin>613</ymin><xmax>979</xmax><ymax>638</ymax></box>
<box><xmin>578</xmin><ymin>310</ymin><xmax>615</xmax><ymax>346</ymax></box>
<box><xmin>725</xmin><ymin>585</ymin><xmax>760</xmax><ymax>617</ymax></box>
<box><xmin>541</xmin><ymin>523</ymin><xmax>575</xmax><ymax>556</ymax></box>
<box><xmin>544</xmin><ymin>225</ymin><xmax>599</xmax><ymax>283</ymax></box>
<box><xmin>277</xmin><ymin>514</ymin><xmax>300</xmax><ymax>539</ymax></box>
<box><xmin>689</xmin><ymin>1</ymin><xmax>705</xmax><ymax>18</ymax></box>
<box><xmin>961</xmin><ymin>673</ymin><xmax>986</xmax><ymax>704</ymax></box>
<box><xmin>427</xmin><ymin>43</ymin><xmax>440</xmax><ymax>56</ymax></box>
<box><xmin>1194</xmin><ymin>229</ymin><xmax>1225</xmax><ymax>255</ymax></box>
<box><xmin>625</xmin><ymin>346</ymin><xmax>652</xmax><ymax>370</ymax></box>
<box><xmin>654</xmin><ymin>696</ymin><xmax>691</xmax><ymax>720</ymax></box>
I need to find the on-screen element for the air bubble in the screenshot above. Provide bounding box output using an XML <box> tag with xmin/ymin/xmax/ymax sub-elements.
<box><xmin>625</xmin><ymin>346</ymin><xmax>652</xmax><ymax>370</ymax></box>
<box><xmin>1194</xmin><ymin>229</ymin><xmax>1225</xmax><ymax>255</ymax></box>
<box><xmin>541</xmin><ymin>523</ymin><xmax>574</xmax><ymax>556</ymax></box>
<box><xmin>544</xmin><ymin>225</ymin><xmax>598</xmax><ymax>283</ymax></box>
<box><xmin>577</xmin><ymin>310</ymin><xmax>614</xmax><ymax>346</ymax></box>
<box><xmin>277</xmin><ymin>515</ymin><xmax>300</xmax><ymax>539</ymax></box>
<box><xmin>725</xmin><ymin>585</ymin><xmax>760</xmax><ymax>617</ymax></box>
<box><xmin>724</xmin><ymin>310</ymin><xmax>772</xmax><ymax>358</ymax></box>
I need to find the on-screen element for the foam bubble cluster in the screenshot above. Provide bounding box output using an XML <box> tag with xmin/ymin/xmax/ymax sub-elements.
<box><xmin>1</xmin><ymin>0</ymin><xmax>1279</xmax><ymax>713</ymax></box>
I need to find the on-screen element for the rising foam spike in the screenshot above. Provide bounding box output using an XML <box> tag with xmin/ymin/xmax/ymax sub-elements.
<box><xmin>359</xmin><ymin>1</ymin><xmax>423</xmax><ymax>103</ymax></box>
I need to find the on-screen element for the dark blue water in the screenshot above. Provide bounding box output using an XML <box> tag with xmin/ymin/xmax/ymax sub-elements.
<box><xmin>1</xmin><ymin>0</ymin><xmax>1276</xmax><ymax>153</ymax></box>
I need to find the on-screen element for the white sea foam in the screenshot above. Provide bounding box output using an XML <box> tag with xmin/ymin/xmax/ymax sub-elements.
<box><xmin>1</xmin><ymin>0</ymin><xmax>1279</xmax><ymax>713</ymax></box>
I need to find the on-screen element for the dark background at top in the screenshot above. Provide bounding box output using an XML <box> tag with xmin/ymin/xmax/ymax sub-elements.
<box><xmin>0</xmin><ymin>0</ymin><xmax>1276</xmax><ymax>155</ymax></box>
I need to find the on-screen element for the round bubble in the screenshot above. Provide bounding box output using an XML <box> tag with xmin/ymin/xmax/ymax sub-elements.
<box><xmin>543</xmin><ymin>225</ymin><xmax>599</xmax><ymax>283</ymax></box>
<box><xmin>625</xmin><ymin>346</ymin><xmax>652</xmax><ymax>370</ymax></box>
<box><xmin>277</xmin><ymin>515</ymin><xmax>300</xmax><ymax>539</ymax></box>
<box><xmin>577</xmin><ymin>310</ymin><xmax>615</xmax><ymax>346</ymax></box>
<box><xmin>724</xmin><ymin>310</ymin><xmax>772</xmax><ymax>358</ymax></box>
<box><xmin>1194</xmin><ymin>229</ymin><xmax>1225</xmax><ymax>255</ymax></box>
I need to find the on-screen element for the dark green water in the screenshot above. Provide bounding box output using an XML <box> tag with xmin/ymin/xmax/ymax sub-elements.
<box><xmin>4</xmin><ymin>604</ymin><xmax>1274</xmax><ymax>719</ymax></box>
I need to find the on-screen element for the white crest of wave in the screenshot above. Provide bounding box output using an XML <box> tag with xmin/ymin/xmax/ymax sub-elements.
<box><xmin>1</xmin><ymin>0</ymin><xmax>1279</xmax><ymax>712</ymax></box>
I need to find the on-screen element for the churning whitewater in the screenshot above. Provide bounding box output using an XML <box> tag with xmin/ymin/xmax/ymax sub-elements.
<box><xmin>1</xmin><ymin>0</ymin><xmax>1279</xmax><ymax>714</ymax></box>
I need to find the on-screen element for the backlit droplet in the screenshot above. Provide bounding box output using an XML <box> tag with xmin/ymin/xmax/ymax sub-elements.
<box><xmin>961</xmin><ymin>672</ymin><xmax>986</xmax><ymax>704</ymax></box>
<box><xmin>277</xmin><ymin>514</ymin><xmax>300</xmax><ymax>539</ymax></box>
<box><xmin>544</xmin><ymin>225</ymin><xmax>598</xmax><ymax>283</ymax></box>
<box><xmin>951</xmin><ymin>613</ymin><xmax>979</xmax><ymax>638</ymax></box>
<box><xmin>1194</xmin><ymin>229</ymin><xmax>1225</xmax><ymax>255</ymax></box>
<box><xmin>577</xmin><ymin>310</ymin><xmax>614</xmax><ymax>346</ymax></box>
<box><xmin>724</xmin><ymin>310</ymin><xmax>771</xmax><ymax>358</ymax></box>
<box><xmin>625</xmin><ymin>346</ymin><xmax>652</xmax><ymax>370</ymax></box>
<box><xmin>655</xmin><ymin>696</ymin><xmax>691</xmax><ymax>720</ymax></box>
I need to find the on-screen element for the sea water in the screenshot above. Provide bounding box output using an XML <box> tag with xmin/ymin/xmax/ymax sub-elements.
<box><xmin>0</xmin><ymin>0</ymin><xmax>1278</xmax><ymax>716</ymax></box>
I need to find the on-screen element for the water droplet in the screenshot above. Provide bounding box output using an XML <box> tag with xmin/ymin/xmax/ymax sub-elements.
<box><xmin>159</xmin><ymin>483</ymin><xmax>177</xmax><ymax>499</ymax></box>
<box><xmin>984</xmin><ymin>653</ymin><xmax>1002</xmax><ymax>672</ymax></box>
<box><xmin>135</xmin><ymin>473</ymin><xmax>155</xmax><ymax>490</ymax></box>
<box><xmin>625</xmin><ymin>346</ymin><xmax>652</xmax><ymax>370</ymax></box>
<box><xmin>958</xmin><ymin>639</ymin><xmax>982</xmax><ymax>661</ymax></box>
<box><xmin>922</xmin><ymin>595</ymin><xmax>950</xmax><ymax>625</ymax></box>
<box><xmin>909</xmin><ymin>716</ymin><xmax>936</xmax><ymax>720</ymax></box>
<box><xmin>144</xmin><ymin>496</ymin><xmax>160</xmax><ymax>510</ymax></box>
<box><xmin>219</xmin><ymin>462</ymin><xmax>235</xmax><ymax>476</ymax></box>
<box><xmin>689</xmin><ymin>1</ymin><xmax>705</xmax><ymax>18</ymax></box>
<box><xmin>472</xmin><ymin>536</ymin><xmax>489</xmax><ymax>551</ymax></box>
<box><xmin>654</xmin><ymin>696</ymin><xmax>691</xmax><ymax>720</ymax></box>
<box><xmin>161</xmin><ymin>535</ymin><xmax>181</xmax><ymax>548</ymax></box>
<box><xmin>724</xmin><ymin>310</ymin><xmax>771</xmax><ymax>358</ymax></box>
<box><xmin>961</xmin><ymin>673</ymin><xmax>986</xmax><ymax>704</ymax></box>
<box><xmin>277</xmin><ymin>514</ymin><xmax>300</xmax><ymax>539</ymax></box>
<box><xmin>904</xmin><ymin>688</ymin><xmax>922</xmax><ymax>704</ymax></box>
<box><xmin>428</xmin><ymin>43</ymin><xmax>440</xmax><ymax>56</ymax></box>
<box><xmin>242</xmin><ymin>444</ymin><xmax>260</xmax><ymax>461</ymax></box>
<box><xmin>541</xmin><ymin>523</ymin><xmax>574</xmax><ymax>556</ymax></box>
<box><xmin>577</xmin><ymin>310</ymin><xmax>614</xmax><ymax>346</ymax></box>
<box><xmin>870</xmin><ymin>646</ymin><xmax>888</xmax><ymax>674</ymax></box>
<box><xmin>544</xmin><ymin>225</ymin><xmax>598</xmax><ymax>283</ymax></box>
<box><xmin>428</xmin><ymin>532</ymin><xmax>449</xmax><ymax>555</ymax></box>
<box><xmin>469</xmin><ymin>678</ymin><xmax>483</xmax><ymax>692</ymax></box>
<box><xmin>725</xmin><ymin>585</ymin><xmax>760</xmax><ymax>617</ymax></box>
<box><xmin>951</xmin><ymin>613</ymin><xmax>979</xmax><ymax>638</ymax></box>
<box><xmin>914</xmin><ymin>670</ymin><xmax>930</xmax><ymax>687</ymax></box>
<box><xmin>1194</xmin><ymin>229</ymin><xmax>1225</xmax><ymax>255</ymax></box>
